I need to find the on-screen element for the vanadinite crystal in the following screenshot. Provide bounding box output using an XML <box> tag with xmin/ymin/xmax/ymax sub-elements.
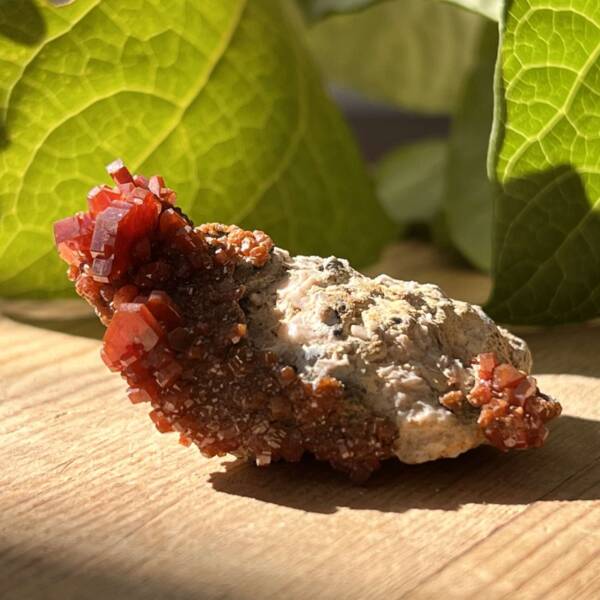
<box><xmin>54</xmin><ymin>160</ymin><xmax>561</xmax><ymax>480</ymax></box>
<box><xmin>467</xmin><ymin>354</ymin><xmax>561</xmax><ymax>450</ymax></box>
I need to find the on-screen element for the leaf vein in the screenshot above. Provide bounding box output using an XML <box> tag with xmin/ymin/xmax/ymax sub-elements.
<box><xmin>134</xmin><ymin>0</ymin><xmax>248</xmax><ymax>171</ymax></box>
<box><xmin>502</xmin><ymin>37</ymin><xmax>600</xmax><ymax>178</ymax></box>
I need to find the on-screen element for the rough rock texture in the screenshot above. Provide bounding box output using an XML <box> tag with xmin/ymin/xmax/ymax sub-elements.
<box><xmin>239</xmin><ymin>249</ymin><xmax>531</xmax><ymax>463</ymax></box>
<box><xmin>54</xmin><ymin>161</ymin><xmax>561</xmax><ymax>480</ymax></box>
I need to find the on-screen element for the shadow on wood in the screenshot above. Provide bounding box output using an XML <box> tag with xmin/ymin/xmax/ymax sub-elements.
<box><xmin>209</xmin><ymin>415</ymin><xmax>600</xmax><ymax>515</ymax></box>
<box><xmin>5</xmin><ymin>314</ymin><xmax>105</xmax><ymax>340</ymax></box>
<box><xmin>0</xmin><ymin>544</ymin><xmax>246</xmax><ymax>600</ymax></box>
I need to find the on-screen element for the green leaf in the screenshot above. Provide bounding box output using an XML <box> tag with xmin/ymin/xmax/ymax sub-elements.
<box><xmin>487</xmin><ymin>0</ymin><xmax>600</xmax><ymax>324</ymax></box>
<box><xmin>298</xmin><ymin>0</ymin><xmax>501</xmax><ymax>22</ymax></box>
<box><xmin>304</xmin><ymin>0</ymin><xmax>484</xmax><ymax>113</ymax></box>
<box><xmin>375</xmin><ymin>138</ymin><xmax>446</xmax><ymax>227</ymax></box>
<box><xmin>444</xmin><ymin>22</ymin><xmax>497</xmax><ymax>272</ymax></box>
<box><xmin>0</xmin><ymin>0</ymin><xmax>392</xmax><ymax>298</ymax></box>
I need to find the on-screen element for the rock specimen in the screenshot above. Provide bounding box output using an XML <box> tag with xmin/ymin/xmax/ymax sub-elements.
<box><xmin>54</xmin><ymin>161</ymin><xmax>562</xmax><ymax>480</ymax></box>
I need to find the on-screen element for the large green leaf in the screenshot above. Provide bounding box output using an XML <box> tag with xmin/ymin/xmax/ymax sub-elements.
<box><xmin>444</xmin><ymin>22</ymin><xmax>497</xmax><ymax>272</ymax></box>
<box><xmin>375</xmin><ymin>138</ymin><xmax>446</xmax><ymax>227</ymax></box>
<box><xmin>304</xmin><ymin>0</ymin><xmax>484</xmax><ymax>113</ymax></box>
<box><xmin>0</xmin><ymin>0</ymin><xmax>391</xmax><ymax>298</ymax></box>
<box><xmin>298</xmin><ymin>0</ymin><xmax>501</xmax><ymax>21</ymax></box>
<box><xmin>487</xmin><ymin>0</ymin><xmax>600</xmax><ymax>324</ymax></box>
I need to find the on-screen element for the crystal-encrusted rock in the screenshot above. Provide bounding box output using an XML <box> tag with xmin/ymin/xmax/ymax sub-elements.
<box><xmin>53</xmin><ymin>160</ymin><xmax>561</xmax><ymax>480</ymax></box>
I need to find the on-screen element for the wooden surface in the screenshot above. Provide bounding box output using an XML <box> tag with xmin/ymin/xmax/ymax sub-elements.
<box><xmin>1</xmin><ymin>241</ymin><xmax>599</xmax><ymax>600</ymax></box>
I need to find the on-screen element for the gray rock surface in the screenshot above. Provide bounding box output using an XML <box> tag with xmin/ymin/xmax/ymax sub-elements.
<box><xmin>236</xmin><ymin>248</ymin><xmax>531</xmax><ymax>463</ymax></box>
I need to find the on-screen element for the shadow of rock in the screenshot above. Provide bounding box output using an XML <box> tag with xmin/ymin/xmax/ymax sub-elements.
<box><xmin>209</xmin><ymin>415</ymin><xmax>600</xmax><ymax>515</ymax></box>
<box><xmin>0</xmin><ymin>0</ymin><xmax>46</xmax><ymax>46</ymax></box>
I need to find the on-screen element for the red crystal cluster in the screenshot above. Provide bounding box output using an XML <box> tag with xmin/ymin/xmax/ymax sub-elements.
<box><xmin>54</xmin><ymin>160</ymin><xmax>397</xmax><ymax>481</ymax></box>
<box><xmin>468</xmin><ymin>353</ymin><xmax>561</xmax><ymax>450</ymax></box>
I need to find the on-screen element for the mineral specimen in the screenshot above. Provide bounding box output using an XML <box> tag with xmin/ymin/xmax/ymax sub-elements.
<box><xmin>54</xmin><ymin>161</ymin><xmax>561</xmax><ymax>481</ymax></box>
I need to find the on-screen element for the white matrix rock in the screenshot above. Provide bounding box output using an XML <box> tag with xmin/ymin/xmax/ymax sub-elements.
<box><xmin>236</xmin><ymin>249</ymin><xmax>532</xmax><ymax>464</ymax></box>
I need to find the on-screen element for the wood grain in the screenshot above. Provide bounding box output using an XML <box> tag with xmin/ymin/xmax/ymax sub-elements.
<box><xmin>1</xmin><ymin>241</ymin><xmax>599</xmax><ymax>600</ymax></box>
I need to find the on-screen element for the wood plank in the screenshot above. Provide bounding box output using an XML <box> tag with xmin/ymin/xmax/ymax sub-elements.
<box><xmin>1</xmin><ymin>241</ymin><xmax>598</xmax><ymax>599</ymax></box>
